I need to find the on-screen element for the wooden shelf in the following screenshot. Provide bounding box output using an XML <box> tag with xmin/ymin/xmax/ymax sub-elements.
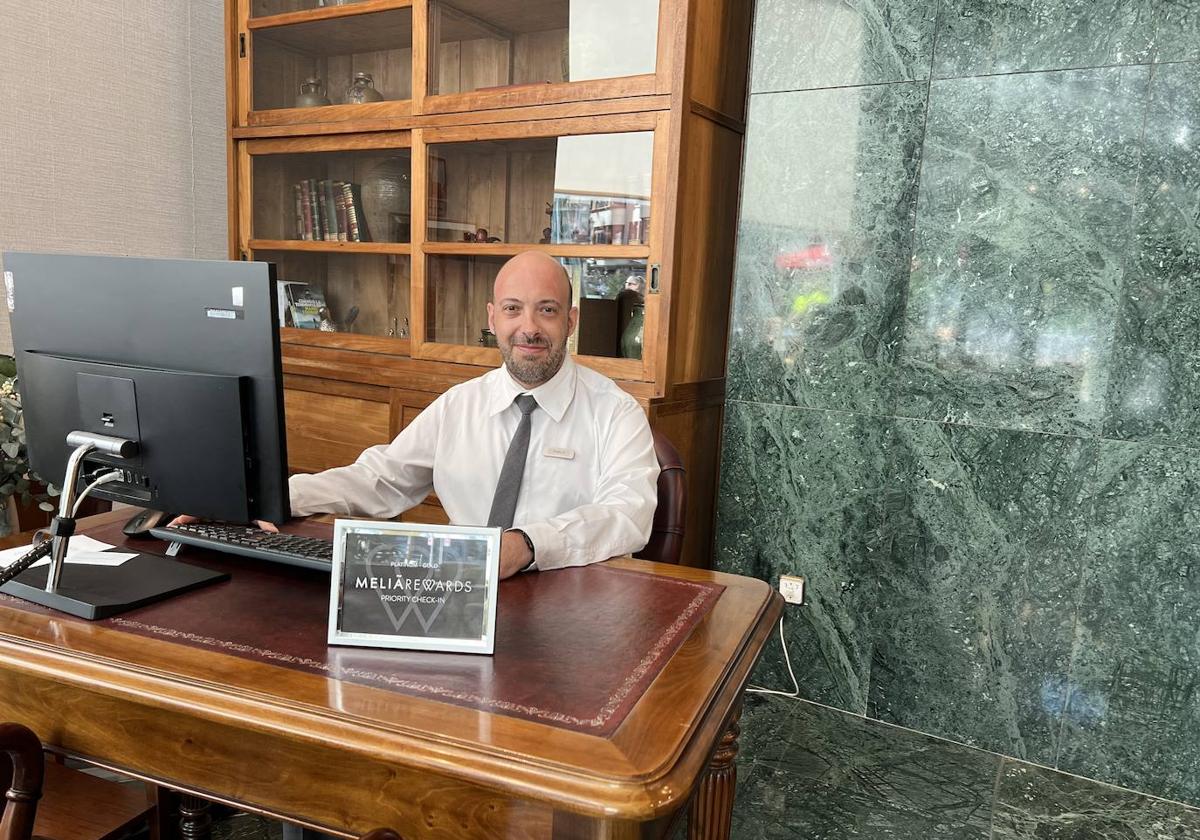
<box><xmin>280</xmin><ymin>327</ymin><xmax>411</xmax><ymax>356</ymax></box>
<box><xmin>251</xmin><ymin>3</ymin><xmax>412</xmax><ymax>55</ymax></box>
<box><xmin>249</xmin><ymin>0</ymin><xmax>411</xmax><ymax>30</ymax></box>
<box><xmin>252</xmin><ymin>239</ymin><xmax>412</xmax><ymax>254</ymax></box>
<box><xmin>421</xmin><ymin>242</ymin><xmax>650</xmax><ymax>258</ymax></box>
<box><xmin>434</xmin><ymin>0</ymin><xmax>568</xmax><ymax>37</ymax></box>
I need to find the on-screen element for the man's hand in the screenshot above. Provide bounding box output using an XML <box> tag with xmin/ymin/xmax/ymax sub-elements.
<box><xmin>167</xmin><ymin>514</ymin><xmax>279</xmax><ymax>532</ymax></box>
<box><xmin>498</xmin><ymin>529</ymin><xmax>533</xmax><ymax>579</ymax></box>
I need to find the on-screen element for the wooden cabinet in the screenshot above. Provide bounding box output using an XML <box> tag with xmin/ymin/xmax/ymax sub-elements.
<box><xmin>226</xmin><ymin>0</ymin><xmax>754</xmax><ymax>566</ymax></box>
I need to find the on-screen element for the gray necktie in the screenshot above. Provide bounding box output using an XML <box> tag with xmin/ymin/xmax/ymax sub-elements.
<box><xmin>487</xmin><ymin>394</ymin><xmax>539</xmax><ymax>529</ymax></box>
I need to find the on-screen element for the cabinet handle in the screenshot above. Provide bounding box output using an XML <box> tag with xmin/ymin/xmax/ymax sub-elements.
<box><xmin>649</xmin><ymin>264</ymin><xmax>661</xmax><ymax>294</ymax></box>
<box><xmin>239</xmin><ymin>33</ymin><xmax>246</xmax><ymax>58</ymax></box>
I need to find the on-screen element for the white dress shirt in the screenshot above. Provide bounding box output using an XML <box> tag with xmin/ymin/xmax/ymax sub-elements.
<box><xmin>288</xmin><ymin>357</ymin><xmax>660</xmax><ymax>570</ymax></box>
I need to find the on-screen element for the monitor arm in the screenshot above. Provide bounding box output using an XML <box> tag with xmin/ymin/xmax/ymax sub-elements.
<box><xmin>44</xmin><ymin>431</ymin><xmax>139</xmax><ymax>593</ymax></box>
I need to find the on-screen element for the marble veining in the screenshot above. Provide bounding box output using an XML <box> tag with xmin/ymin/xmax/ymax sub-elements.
<box><xmin>1055</xmin><ymin>440</ymin><xmax>1200</xmax><ymax>804</ymax></box>
<box><xmin>716</xmin><ymin>402</ymin><xmax>888</xmax><ymax>713</ymax></box>
<box><xmin>749</xmin><ymin>0</ymin><xmax>938</xmax><ymax>92</ymax></box>
<box><xmin>734</xmin><ymin>695</ymin><xmax>999</xmax><ymax>839</ymax></box>
<box><xmin>866</xmin><ymin>420</ymin><xmax>1096</xmax><ymax>765</ymax></box>
<box><xmin>991</xmin><ymin>760</ymin><xmax>1200</xmax><ymax>839</ymax></box>
<box><xmin>1101</xmin><ymin>62</ymin><xmax>1200</xmax><ymax>446</ymax></box>
<box><xmin>729</xmin><ymin>82</ymin><xmax>926</xmax><ymax>414</ymax></box>
<box><xmin>1150</xmin><ymin>0</ymin><xmax>1200</xmax><ymax>62</ymax></box>
<box><xmin>933</xmin><ymin>0</ymin><xmax>1158</xmax><ymax>77</ymax></box>
<box><xmin>894</xmin><ymin>67</ymin><xmax>1150</xmax><ymax>435</ymax></box>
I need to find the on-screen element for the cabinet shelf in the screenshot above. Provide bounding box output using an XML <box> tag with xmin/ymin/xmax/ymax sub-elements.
<box><xmin>280</xmin><ymin>327</ymin><xmax>412</xmax><ymax>356</ymax></box>
<box><xmin>249</xmin><ymin>0</ymin><xmax>413</xmax><ymax>32</ymax></box>
<box><xmin>251</xmin><ymin>239</ymin><xmax>412</xmax><ymax>255</ymax></box>
<box><xmin>421</xmin><ymin>242</ymin><xmax>649</xmax><ymax>258</ymax></box>
<box><xmin>251</xmin><ymin>4</ymin><xmax>412</xmax><ymax>55</ymax></box>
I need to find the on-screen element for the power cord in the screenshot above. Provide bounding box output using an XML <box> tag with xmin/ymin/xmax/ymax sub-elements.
<box><xmin>745</xmin><ymin>615</ymin><xmax>801</xmax><ymax>699</ymax></box>
<box><xmin>0</xmin><ymin>470</ymin><xmax>123</xmax><ymax>588</ymax></box>
<box><xmin>72</xmin><ymin>470</ymin><xmax>123</xmax><ymax>517</ymax></box>
<box><xmin>0</xmin><ymin>540</ymin><xmax>54</xmax><ymax>587</ymax></box>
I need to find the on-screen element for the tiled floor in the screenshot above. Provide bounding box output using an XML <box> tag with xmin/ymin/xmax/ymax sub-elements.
<box><xmin>203</xmin><ymin>693</ymin><xmax>1200</xmax><ymax>839</ymax></box>
<box><xmin>734</xmin><ymin>694</ymin><xmax>1200</xmax><ymax>839</ymax></box>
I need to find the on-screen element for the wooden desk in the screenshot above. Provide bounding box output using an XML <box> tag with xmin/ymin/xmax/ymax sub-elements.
<box><xmin>0</xmin><ymin>511</ymin><xmax>782</xmax><ymax>840</ymax></box>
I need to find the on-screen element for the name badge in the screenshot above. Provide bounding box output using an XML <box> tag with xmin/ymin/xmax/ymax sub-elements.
<box><xmin>543</xmin><ymin>447</ymin><xmax>575</xmax><ymax>460</ymax></box>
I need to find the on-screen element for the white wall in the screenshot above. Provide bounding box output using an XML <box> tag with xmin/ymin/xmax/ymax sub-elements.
<box><xmin>0</xmin><ymin>1</ymin><xmax>229</xmax><ymax>353</ymax></box>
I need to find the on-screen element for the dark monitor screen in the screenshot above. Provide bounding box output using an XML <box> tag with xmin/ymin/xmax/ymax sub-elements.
<box><xmin>5</xmin><ymin>252</ymin><xmax>290</xmax><ymax>524</ymax></box>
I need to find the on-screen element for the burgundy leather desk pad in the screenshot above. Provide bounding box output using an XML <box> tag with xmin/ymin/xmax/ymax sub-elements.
<box><xmin>3</xmin><ymin>519</ymin><xmax>723</xmax><ymax>737</ymax></box>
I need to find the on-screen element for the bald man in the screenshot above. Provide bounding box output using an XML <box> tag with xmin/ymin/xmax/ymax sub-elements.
<box><xmin>288</xmin><ymin>251</ymin><xmax>660</xmax><ymax>578</ymax></box>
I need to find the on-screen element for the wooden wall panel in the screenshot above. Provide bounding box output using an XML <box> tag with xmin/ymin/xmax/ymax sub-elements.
<box><xmin>667</xmin><ymin>112</ymin><xmax>743</xmax><ymax>387</ymax></box>
<box><xmin>284</xmin><ymin>388</ymin><xmax>391</xmax><ymax>473</ymax></box>
<box><xmin>650</xmin><ymin>400</ymin><xmax>724</xmax><ymax>568</ymax></box>
<box><xmin>684</xmin><ymin>0</ymin><xmax>753</xmax><ymax>124</ymax></box>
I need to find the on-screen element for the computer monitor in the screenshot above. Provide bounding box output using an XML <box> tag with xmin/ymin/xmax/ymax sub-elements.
<box><xmin>2</xmin><ymin>252</ymin><xmax>290</xmax><ymax>617</ymax></box>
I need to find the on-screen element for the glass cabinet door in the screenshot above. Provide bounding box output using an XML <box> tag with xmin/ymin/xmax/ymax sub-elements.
<box><xmin>415</xmin><ymin>119</ymin><xmax>662</xmax><ymax>378</ymax></box>
<box><xmin>252</xmin><ymin>148</ymin><xmax>412</xmax><ymax>244</ymax></box>
<box><xmin>425</xmin><ymin>255</ymin><xmax>648</xmax><ymax>359</ymax></box>
<box><xmin>248</xmin><ymin>3</ymin><xmax>413</xmax><ymax>115</ymax></box>
<box><xmin>257</xmin><ymin>249</ymin><xmax>411</xmax><ymax>340</ymax></box>
<box><xmin>427</xmin><ymin>0</ymin><xmax>660</xmax><ymax>97</ymax></box>
<box><xmin>246</xmin><ymin>137</ymin><xmax>413</xmax><ymax>345</ymax></box>
<box><xmin>426</xmin><ymin>131</ymin><xmax>652</xmax><ymax>245</ymax></box>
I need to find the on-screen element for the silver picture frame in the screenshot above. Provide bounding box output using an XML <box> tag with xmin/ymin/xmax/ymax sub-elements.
<box><xmin>327</xmin><ymin>519</ymin><xmax>502</xmax><ymax>655</ymax></box>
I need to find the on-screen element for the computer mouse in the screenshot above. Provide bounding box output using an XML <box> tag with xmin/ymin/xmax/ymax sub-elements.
<box><xmin>122</xmin><ymin>508</ymin><xmax>172</xmax><ymax>537</ymax></box>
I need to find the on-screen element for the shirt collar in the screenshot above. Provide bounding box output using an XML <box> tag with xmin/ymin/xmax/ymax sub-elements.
<box><xmin>487</xmin><ymin>355</ymin><xmax>577</xmax><ymax>423</ymax></box>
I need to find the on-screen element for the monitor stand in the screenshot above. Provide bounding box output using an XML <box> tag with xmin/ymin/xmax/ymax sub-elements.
<box><xmin>1</xmin><ymin>557</ymin><xmax>228</xmax><ymax>620</ymax></box>
<box><xmin>0</xmin><ymin>430</ymin><xmax>228</xmax><ymax>620</ymax></box>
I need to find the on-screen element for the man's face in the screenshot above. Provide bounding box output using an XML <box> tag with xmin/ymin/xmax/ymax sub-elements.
<box><xmin>487</xmin><ymin>256</ymin><xmax>578</xmax><ymax>388</ymax></box>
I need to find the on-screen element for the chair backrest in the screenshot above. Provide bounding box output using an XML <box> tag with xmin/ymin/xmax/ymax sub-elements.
<box><xmin>0</xmin><ymin>723</ymin><xmax>44</xmax><ymax>840</ymax></box>
<box><xmin>634</xmin><ymin>429</ymin><xmax>686</xmax><ymax>565</ymax></box>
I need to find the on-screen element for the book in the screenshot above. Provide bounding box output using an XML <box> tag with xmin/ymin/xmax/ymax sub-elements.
<box><xmin>323</xmin><ymin>180</ymin><xmax>339</xmax><ymax>241</ymax></box>
<box><xmin>284</xmin><ymin>282</ymin><xmax>328</xmax><ymax>330</ymax></box>
<box><xmin>334</xmin><ymin>181</ymin><xmax>349</xmax><ymax>242</ymax></box>
<box><xmin>348</xmin><ymin>182</ymin><xmax>371</xmax><ymax>242</ymax></box>
<box><xmin>307</xmin><ymin>178</ymin><xmax>322</xmax><ymax>241</ymax></box>
<box><xmin>298</xmin><ymin>181</ymin><xmax>313</xmax><ymax>240</ymax></box>
<box><xmin>293</xmin><ymin>184</ymin><xmax>306</xmax><ymax>240</ymax></box>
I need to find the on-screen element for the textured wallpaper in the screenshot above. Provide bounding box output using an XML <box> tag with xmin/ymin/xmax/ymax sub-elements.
<box><xmin>0</xmin><ymin>1</ymin><xmax>228</xmax><ymax>353</ymax></box>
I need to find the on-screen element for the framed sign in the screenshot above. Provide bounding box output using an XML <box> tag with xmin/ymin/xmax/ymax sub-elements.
<box><xmin>327</xmin><ymin>520</ymin><xmax>502</xmax><ymax>655</ymax></box>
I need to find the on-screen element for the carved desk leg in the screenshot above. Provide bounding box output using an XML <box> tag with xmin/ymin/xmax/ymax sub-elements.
<box><xmin>179</xmin><ymin>793</ymin><xmax>213</xmax><ymax>840</ymax></box>
<box><xmin>687</xmin><ymin>700</ymin><xmax>742</xmax><ymax>840</ymax></box>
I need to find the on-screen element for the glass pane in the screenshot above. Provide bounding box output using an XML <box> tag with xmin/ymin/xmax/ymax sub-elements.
<box><xmin>566</xmin><ymin>257</ymin><xmax>647</xmax><ymax>359</ymax></box>
<box><xmin>427</xmin><ymin>132</ymin><xmax>652</xmax><ymax>246</ymax></box>
<box><xmin>428</xmin><ymin>0</ymin><xmax>659</xmax><ymax>96</ymax></box>
<box><xmin>257</xmin><ymin>250</ymin><xmax>411</xmax><ymax>338</ymax></box>
<box><xmin>252</xmin><ymin>7</ymin><xmax>412</xmax><ymax>111</ymax></box>
<box><xmin>253</xmin><ymin>150</ymin><xmax>411</xmax><ymax>243</ymax></box>
<box><xmin>252</xmin><ymin>1</ymin><xmax>372</xmax><ymax>17</ymax></box>
<box><xmin>425</xmin><ymin>255</ymin><xmax>645</xmax><ymax>359</ymax></box>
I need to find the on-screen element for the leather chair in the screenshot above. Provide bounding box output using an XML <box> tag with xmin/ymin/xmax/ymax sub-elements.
<box><xmin>634</xmin><ymin>429</ymin><xmax>686</xmax><ymax>565</ymax></box>
<box><xmin>0</xmin><ymin>723</ymin><xmax>156</xmax><ymax>840</ymax></box>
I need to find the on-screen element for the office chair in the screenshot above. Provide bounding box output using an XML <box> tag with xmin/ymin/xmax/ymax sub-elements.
<box><xmin>634</xmin><ymin>429</ymin><xmax>687</xmax><ymax>565</ymax></box>
<box><xmin>0</xmin><ymin>723</ymin><xmax>156</xmax><ymax>840</ymax></box>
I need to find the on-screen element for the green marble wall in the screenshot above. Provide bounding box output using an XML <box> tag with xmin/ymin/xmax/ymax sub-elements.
<box><xmin>720</xmin><ymin>0</ymin><xmax>1200</xmax><ymax>809</ymax></box>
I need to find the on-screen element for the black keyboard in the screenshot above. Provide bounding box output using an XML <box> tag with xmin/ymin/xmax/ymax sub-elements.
<box><xmin>149</xmin><ymin>523</ymin><xmax>333</xmax><ymax>572</ymax></box>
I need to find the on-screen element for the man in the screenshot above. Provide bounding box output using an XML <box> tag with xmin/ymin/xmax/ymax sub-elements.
<box><xmin>285</xmin><ymin>250</ymin><xmax>660</xmax><ymax>578</ymax></box>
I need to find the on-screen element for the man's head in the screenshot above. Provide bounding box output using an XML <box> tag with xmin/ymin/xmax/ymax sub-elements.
<box><xmin>488</xmin><ymin>251</ymin><xmax>578</xmax><ymax>388</ymax></box>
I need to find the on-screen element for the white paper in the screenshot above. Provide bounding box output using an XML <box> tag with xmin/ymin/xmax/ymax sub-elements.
<box><xmin>0</xmin><ymin>535</ymin><xmax>137</xmax><ymax>570</ymax></box>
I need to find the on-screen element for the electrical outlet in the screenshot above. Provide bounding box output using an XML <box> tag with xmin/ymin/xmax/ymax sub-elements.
<box><xmin>779</xmin><ymin>575</ymin><xmax>805</xmax><ymax>605</ymax></box>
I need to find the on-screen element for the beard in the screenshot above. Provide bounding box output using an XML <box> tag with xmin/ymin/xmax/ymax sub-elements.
<box><xmin>499</xmin><ymin>333</ymin><xmax>568</xmax><ymax>387</ymax></box>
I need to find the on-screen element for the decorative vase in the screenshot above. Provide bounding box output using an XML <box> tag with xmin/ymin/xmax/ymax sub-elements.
<box><xmin>345</xmin><ymin>72</ymin><xmax>384</xmax><ymax>104</ymax></box>
<box><xmin>619</xmin><ymin>304</ymin><xmax>645</xmax><ymax>360</ymax></box>
<box><xmin>295</xmin><ymin>77</ymin><xmax>331</xmax><ymax>108</ymax></box>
